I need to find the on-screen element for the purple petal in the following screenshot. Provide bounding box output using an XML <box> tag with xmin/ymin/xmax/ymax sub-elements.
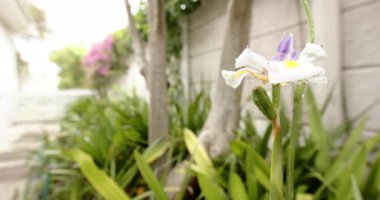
<box><xmin>276</xmin><ymin>34</ymin><xmax>293</xmax><ymax>55</ymax></box>
<box><xmin>290</xmin><ymin>50</ymin><xmax>298</xmax><ymax>60</ymax></box>
<box><xmin>273</xmin><ymin>53</ymin><xmax>287</xmax><ymax>61</ymax></box>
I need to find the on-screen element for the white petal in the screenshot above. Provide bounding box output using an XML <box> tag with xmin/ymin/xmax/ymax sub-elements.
<box><xmin>267</xmin><ymin>61</ymin><xmax>326</xmax><ymax>84</ymax></box>
<box><xmin>308</xmin><ymin>76</ymin><xmax>328</xmax><ymax>84</ymax></box>
<box><xmin>299</xmin><ymin>43</ymin><xmax>326</xmax><ymax>62</ymax></box>
<box><xmin>235</xmin><ymin>48</ymin><xmax>268</xmax><ymax>71</ymax></box>
<box><xmin>221</xmin><ymin>69</ymin><xmax>252</xmax><ymax>88</ymax></box>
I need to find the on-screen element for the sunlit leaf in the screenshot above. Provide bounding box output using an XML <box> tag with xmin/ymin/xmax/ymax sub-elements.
<box><xmin>134</xmin><ymin>151</ymin><xmax>168</xmax><ymax>200</ymax></box>
<box><xmin>351</xmin><ymin>175</ymin><xmax>363</xmax><ymax>200</ymax></box>
<box><xmin>229</xmin><ymin>173</ymin><xmax>249</xmax><ymax>200</ymax></box>
<box><xmin>198</xmin><ymin>174</ymin><xmax>228</xmax><ymax>200</ymax></box>
<box><xmin>183</xmin><ymin>128</ymin><xmax>215</xmax><ymax>177</ymax></box>
<box><xmin>69</xmin><ymin>148</ymin><xmax>131</xmax><ymax>200</ymax></box>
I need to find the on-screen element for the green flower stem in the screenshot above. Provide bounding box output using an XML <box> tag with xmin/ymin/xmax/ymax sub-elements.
<box><xmin>270</xmin><ymin>84</ymin><xmax>283</xmax><ymax>200</ymax></box>
<box><xmin>301</xmin><ymin>0</ymin><xmax>315</xmax><ymax>43</ymax></box>
<box><xmin>285</xmin><ymin>1</ymin><xmax>314</xmax><ymax>199</ymax></box>
<box><xmin>285</xmin><ymin>82</ymin><xmax>305</xmax><ymax>200</ymax></box>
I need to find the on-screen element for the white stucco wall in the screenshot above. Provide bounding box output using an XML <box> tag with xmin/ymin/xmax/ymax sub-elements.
<box><xmin>0</xmin><ymin>23</ymin><xmax>18</xmax><ymax>129</ymax></box>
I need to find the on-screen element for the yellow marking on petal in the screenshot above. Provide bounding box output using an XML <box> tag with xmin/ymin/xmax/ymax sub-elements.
<box><xmin>284</xmin><ymin>60</ymin><xmax>299</xmax><ymax>68</ymax></box>
<box><xmin>234</xmin><ymin>69</ymin><xmax>268</xmax><ymax>83</ymax></box>
<box><xmin>234</xmin><ymin>69</ymin><xmax>249</xmax><ymax>78</ymax></box>
<box><xmin>250</xmin><ymin>72</ymin><xmax>269</xmax><ymax>83</ymax></box>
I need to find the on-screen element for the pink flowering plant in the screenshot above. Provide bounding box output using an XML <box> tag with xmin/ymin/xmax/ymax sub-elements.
<box><xmin>83</xmin><ymin>33</ymin><xmax>130</xmax><ymax>94</ymax></box>
<box><xmin>83</xmin><ymin>35</ymin><xmax>114</xmax><ymax>77</ymax></box>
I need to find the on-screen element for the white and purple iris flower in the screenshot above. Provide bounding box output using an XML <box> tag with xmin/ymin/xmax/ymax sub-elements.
<box><xmin>221</xmin><ymin>34</ymin><xmax>327</xmax><ymax>88</ymax></box>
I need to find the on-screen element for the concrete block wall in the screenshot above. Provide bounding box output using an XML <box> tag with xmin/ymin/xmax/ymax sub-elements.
<box><xmin>185</xmin><ymin>0</ymin><xmax>380</xmax><ymax>131</ymax></box>
<box><xmin>341</xmin><ymin>0</ymin><xmax>380</xmax><ymax>131</ymax></box>
<box><xmin>187</xmin><ymin>0</ymin><xmax>307</xmax><ymax>119</ymax></box>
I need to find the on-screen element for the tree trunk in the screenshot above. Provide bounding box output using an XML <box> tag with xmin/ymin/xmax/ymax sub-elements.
<box><xmin>198</xmin><ymin>0</ymin><xmax>253</xmax><ymax>157</ymax></box>
<box><xmin>147</xmin><ymin>0</ymin><xmax>169</xmax><ymax>145</ymax></box>
<box><xmin>124</xmin><ymin>0</ymin><xmax>149</xmax><ymax>82</ymax></box>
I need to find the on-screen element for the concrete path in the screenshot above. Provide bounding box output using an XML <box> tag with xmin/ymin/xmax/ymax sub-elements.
<box><xmin>0</xmin><ymin>123</ymin><xmax>59</xmax><ymax>200</ymax></box>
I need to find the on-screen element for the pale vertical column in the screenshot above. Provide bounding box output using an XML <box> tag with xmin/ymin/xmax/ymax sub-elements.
<box><xmin>312</xmin><ymin>0</ymin><xmax>343</xmax><ymax>125</ymax></box>
<box><xmin>0</xmin><ymin>23</ymin><xmax>18</xmax><ymax>129</ymax></box>
<box><xmin>180</xmin><ymin>17</ymin><xmax>190</xmax><ymax>102</ymax></box>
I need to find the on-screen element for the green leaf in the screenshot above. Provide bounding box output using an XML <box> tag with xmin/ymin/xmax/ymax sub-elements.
<box><xmin>246</xmin><ymin>175</ymin><xmax>259</xmax><ymax>199</ymax></box>
<box><xmin>230</xmin><ymin>140</ymin><xmax>249</xmax><ymax>157</ymax></box>
<box><xmin>363</xmin><ymin>156</ymin><xmax>380</xmax><ymax>199</ymax></box>
<box><xmin>270</xmin><ymin>129</ymin><xmax>284</xmax><ymax>200</ymax></box>
<box><xmin>246</xmin><ymin>146</ymin><xmax>270</xmax><ymax>191</ymax></box>
<box><xmin>229</xmin><ymin>173</ymin><xmax>249</xmax><ymax>200</ymax></box>
<box><xmin>363</xmin><ymin>134</ymin><xmax>380</xmax><ymax>152</ymax></box>
<box><xmin>143</xmin><ymin>140</ymin><xmax>170</xmax><ymax>163</ymax></box>
<box><xmin>117</xmin><ymin>142</ymin><xmax>168</xmax><ymax>189</ymax></box>
<box><xmin>259</xmin><ymin>124</ymin><xmax>272</xmax><ymax>157</ymax></box>
<box><xmin>305</xmin><ymin>87</ymin><xmax>330</xmax><ymax>172</ymax></box>
<box><xmin>69</xmin><ymin>149</ymin><xmax>131</xmax><ymax>200</ymax></box>
<box><xmin>252</xmin><ymin>87</ymin><xmax>276</xmax><ymax>120</ymax></box>
<box><xmin>183</xmin><ymin>128</ymin><xmax>215</xmax><ymax>177</ymax></box>
<box><xmin>296</xmin><ymin>193</ymin><xmax>313</xmax><ymax>200</ymax></box>
<box><xmin>133</xmin><ymin>151</ymin><xmax>168</xmax><ymax>200</ymax></box>
<box><xmin>351</xmin><ymin>175</ymin><xmax>363</xmax><ymax>200</ymax></box>
<box><xmin>338</xmin><ymin>118</ymin><xmax>367</xmax><ymax>163</ymax></box>
<box><xmin>198</xmin><ymin>174</ymin><xmax>228</xmax><ymax>200</ymax></box>
<box><xmin>320</xmin><ymin>83</ymin><xmax>335</xmax><ymax>116</ymax></box>
<box><xmin>320</xmin><ymin>118</ymin><xmax>368</xmax><ymax>197</ymax></box>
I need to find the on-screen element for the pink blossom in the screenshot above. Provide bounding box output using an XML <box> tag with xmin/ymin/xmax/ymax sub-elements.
<box><xmin>99</xmin><ymin>53</ymin><xmax>111</xmax><ymax>62</ymax></box>
<box><xmin>104</xmin><ymin>36</ymin><xmax>114</xmax><ymax>52</ymax></box>
<box><xmin>97</xmin><ymin>66</ymin><xmax>110</xmax><ymax>76</ymax></box>
<box><xmin>82</xmin><ymin>35</ymin><xmax>114</xmax><ymax>73</ymax></box>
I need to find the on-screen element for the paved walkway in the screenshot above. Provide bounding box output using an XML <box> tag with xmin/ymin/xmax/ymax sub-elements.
<box><xmin>0</xmin><ymin>123</ymin><xmax>59</xmax><ymax>200</ymax></box>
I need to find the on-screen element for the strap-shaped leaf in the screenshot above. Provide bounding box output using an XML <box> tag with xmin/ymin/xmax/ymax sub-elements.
<box><xmin>351</xmin><ymin>175</ymin><xmax>363</xmax><ymax>200</ymax></box>
<box><xmin>229</xmin><ymin>173</ymin><xmax>249</xmax><ymax>200</ymax></box>
<box><xmin>198</xmin><ymin>174</ymin><xmax>228</xmax><ymax>200</ymax></box>
<box><xmin>183</xmin><ymin>128</ymin><xmax>215</xmax><ymax>177</ymax></box>
<box><xmin>134</xmin><ymin>151</ymin><xmax>168</xmax><ymax>200</ymax></box>
<box><xmin>69</xmin><ymin>148</ymin><xmax>131</xmax><ymax>200</ymax></box>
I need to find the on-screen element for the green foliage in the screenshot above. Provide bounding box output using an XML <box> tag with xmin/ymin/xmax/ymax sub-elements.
<box><xmin>26</xmin><ymin>86</ymin><xmax>380</xmax><ymax>200</ymax></box>
<box><xmin>69</xmin><ymin>148</ymin><xmax>131</xmax><ymax>200</ymax></box>
<box><xmin>113</xmin><ymin>28</ymin><xmax>133</xmax><ymax>62</ymax></box>
<box><xmin>50</xmin><ymin>45</ymin><xmax>86</xmax><ymax>89</ymax></box>
<box><xmin>134</xmin><ymin>151</ymin><xmax>168</xmax><ymax>200</ymax></box>
<box><xmin>26</xmin><ymin>94</ymin><xmax>150</xmax><ymax>199</ymax></box>
<box><xmin>229</xmin><ymin>173</ymin><xmax>249</xmax><ymax>200</ymax></box>
<box><xmin>26</xmin><ymin>88</ymin><xmax>210</xmax><ymax>199</ymax></box>
<box><xmin>134</xmin><ymin>0</ymin><xmax>201</xmax><ymax>58</ymax></box>
<box><xmin>305</xmin><ymin>87</ymin><xmax>330</xmax><ymax>171</ymax></box>
<box><xmin>183</xmin><ymin>89</ymin><xmax>380</xmax><ymax>200</ymax></box>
